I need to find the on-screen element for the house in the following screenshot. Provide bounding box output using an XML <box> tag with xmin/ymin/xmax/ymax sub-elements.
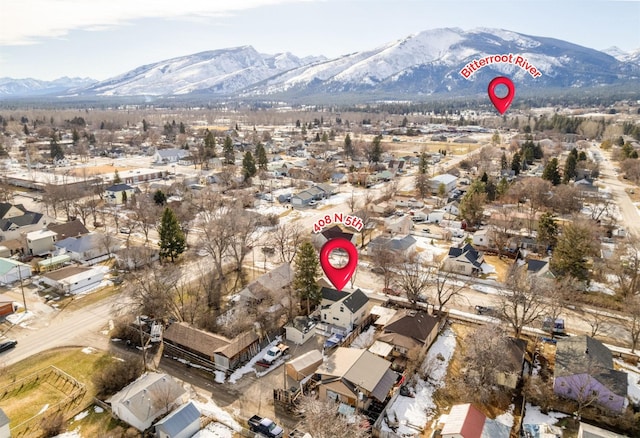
<box><xmin>54</xmin><ymin>233</ymin><xmax>121</xmax><ymax>264</ymax></box>
<box><xmin>378</xmin><ymin>310</ymin><xmax>443</xmax><ymax>361</ymax></box>
<box><xmin>237</xmin><ymin>263</ymin><xmax>293</xmax><ymax>308</ymax></box>
<box><xmin>430</xmin><ymin>174</ymin><xmax>458</xmax><ymax>194</ymax></box>
<box><xmin>291</xmin><ymin>190</ymin><xmax>314</xmax><ymax>207</ymax></box>
<box><xmin>496</xmin><ymin>338</ymin><xmax>527</xmax><ymax>389</ymax></box>
<box><xmin>368</xmin><ymin>235</ymin><xmax>417</xmax><ymax>255</ymax></box>
<box><xmin>439</xmin><ymin>403</ymin><xmax>510</xmax><ymax>438</ymax></box>
<box><xmin>384</xmin><ymin>215</ymin><xmax>413</xmax><ymax>235</ymax></box>
<box><xmin>163</xmin><ymin>322</ymin><xmax>260</xmax><ymax>373</ymax></box>
<box><xmin>25</xmin><ymin>228</ymin><xmax>57</xmax><ymax>255</ymax></box>
<box><xmin>312</xmin><ymin>225</ymin><xmax>356</xmax><ymax>249</ymax></box>
<box><xmin>319</xmin><ymin>288</ymin><xmax>369</xmax><ymax>331</ymax></box>
<box><xmin>177</xmin><ymin>156</ymin><xmax>195</xmax><ymax>166</ymax></box>
<box><xmin>553</xmin><ymin>335</ymin><xmax>627</xmax><ymax>413</ymax></box>
<box><xmin>0</xmin><ymin>258</ymin><xmax>32</xmax><ymax>284</ymax></box>
<box><xmin>577</xmin><ymin>422</ymin><xmax>629</xmax><ymax>438</ymax></box>
<box><xmin>0</xmin><ymin>203</ymin><xmax>46</xmax><ymax>242</ymax></box>
<box><xmin>154</xmin><ymin>401</ymin><xmax>200</xmax><ymax>438</ymax></box>
<box><xmin>0</xmin><ymin>407</ymin><xmax>10</xmax><ymax>438</ymax></box>
<box><xmin>154</xmin><ymin>148</ymin><xmax>189</xmax><ymax>164</ymax></box>
<box><xmin>331</xmin><ymin>173</ymin><xmax>348</xmax><ymax>184</ymax></box>
<box><xmin>285</xmin><ymin>316</ymin><xmax>317</xmax><ymax>345</ymax></box>
<box><xmin>47</xmin><ymin>219</ymin><xmax>90</xmax><ymax>240</ymax></box>
<box><xmin>315</xmin><ymin>347</ymin><xmax>398</xmax><ymax>409</ymax></box>
<box><xmin>443</xmin><ymin>201</ymin><xmax>461</xmax><ymax>216</ymax></box>
<box><xmin>526</xmin><ymin>258</ymin><xmax>555</xmax><ymax>279</ymax></box>
<box><xmin>471</xmin><ymin>229</ymin><xmax>494</xmax><ymax>248</ymax></box>
<box><xmin>109</xmin><ymin>372</ymin><xmax>187</xmax><ymax>432</ymax></box>
<box><xmin>40</xmin><ymin>266</ymin><xmax>106</xmax><ymax>295</ymax></box>
<box><xmin>442</xmin><ymin>243</ymin><xmax>484</xmax><ymax>276</ymax></box>
<box><xmin>105</xmin><ymin>183</ymin><xmax>135</xmax><ymax>205</ymax></box>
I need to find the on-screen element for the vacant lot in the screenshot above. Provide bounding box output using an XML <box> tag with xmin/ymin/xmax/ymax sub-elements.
<box><xmin>0</xmin><ymin>347</ymin><xmax>115</xmax><ymax>434</ymax></box>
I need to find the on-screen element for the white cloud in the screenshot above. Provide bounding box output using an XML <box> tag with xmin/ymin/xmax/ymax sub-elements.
<box><xmin>1</xmin><ymin>0</ymin><xmax>316</xmax><ymax>45</ymax></box>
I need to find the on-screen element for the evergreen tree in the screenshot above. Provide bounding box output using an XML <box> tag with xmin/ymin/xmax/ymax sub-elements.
<box><xmin>223</xmin><ymin>135</ymin><xmax>235</xmax><ymax>165</ymax></box>
<box><xmin>293</xmin><ymin>241</ymin><xmax>321</xmax><ymax>314</ymax></box>
<box><xmin>113</xmin><ymin>170</ymin><xmax>122</xmax><ymax>184</ymax></box>
<box><xmin>563</xmin><ymin>154</ymin><xmax>577</xmax><ymax>184</ymax></box>
<box><xmin>368</xmin><ymin>135</ymin><xmax>383</xmax><ymax>163</ymax></box>
<box><xmin>497</xmin><ymin>177</ymin><xmax>509</xmax><ymax>197</ymax></box>
<box><xmin>121</xmin><ymin>190</ymin><xmax>128</xmax><ymax>205</ymax></box>
<box><xmin>179</xmin><ymin>122</ymin><xmax>186</xmax><ymax>134</ymax></box>
<box><xmin>578</xmin><ymin>151</ymin><xmax>587</xmax><ymax>161</ymax></box>
<box><xmin>511</xmin><ymin>151</ymin><xmax>521</xmax><ymax>175</ymax></box>
<box><xmin>255</xmin><ymin>142</ymin><xmax>268</xmax><ymax>170</ymax></box>
<box><xmin>242</xmin><ymin>151</ymin><xmax>257</xmax><ymax>181</ymax></box>
<box><xmin>542</xmin><ymin>158</ymin><xmax>561</xmax><ymax>186</ymax></box>
<box><xmin>158</xmin><ymin>207</ymin><xmax>186</xmax><ymax>262</ymax></box>
<box><xmin>315</xmin><ymin>133</ymin><xmax>320</xmax><ymax>142</ymax></box>
<box><xmin>142</xmin><ymin>119</ymin><xmax>149</xmax><ymax>132</ymax></box>
<box><xmin>500</xmin><ymin>152</ymin><xmax>508</xmax><ymax>170</ymax></box>
<box><xmin>418</xmin><ymin>152</ymin><xmax>429</xmax><ymax>174</ymax></box>
<box><xmin>72</xmin><ymin>128</ymin><xmax>80</xmax><ymax>145</ymax></box>
<box><xmin>537</xmin><ymin>212</ymin><xmax>558</xmax><ymax>249</ymax></box>
<box><xmin>50</xmin><ymin>133</ymin><xmax>64</xmax><ymax>161</ymax></box>
<box><xmin>343</xmin><ymin>133</ymin><xmax>354</xmax><ymax>159</ymax></box>
<box><xmin>23</xmin><ymin>124</ymin><xmax>29</xmax><ymax>135</ymax></box>
<box><xmin>154</xmin><ymin>189</ymin><xmax>167</xmax><ymax>206</ymax></box>
<box><xmin>321</xmin><ymin>132</ymin><xmax>329</xmax><ymax>143</ymax></box>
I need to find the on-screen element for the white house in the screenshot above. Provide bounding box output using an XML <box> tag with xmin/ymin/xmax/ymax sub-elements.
<box><xmin>109</xmin><ymin>372</ymin><xmax>187</xmax><ymax>432</ymax></box>
<box><xmin>0</xmin><ymin>258</ymin><xmax>32</xmax><ymax>285</ymax></box>
<box><xmin>26</xmin><ymin>228</ymin><xmax>57</xmax><ymax>256</ymax></box>
<box><xmin>153</xmin><ymin>148</ymin><xmax>189</xmax><ymax>164</ymax></box>
<box><xmin>105</xmin><ymin>184</ymin><xmax>135</xmax><ymax>205</ymax></box>
<box><xmin>54</xmin><ymin>233</ymin><xmax>121</xmax><ymax>264</ymax></box>
<box><xmin>472</xmin><ymin>228</ymin><xmax>494</xmax><ymax>248</ymax></box>
<box><xmin>319</xmin><ymin>288</ymin><xmax>369</xmax><ymax>331</ymax></box>
<box><xmin>154</xmin><ymin>401</ymin><xmax>200</xmax><ymax>438</ymax></box>
<box><xmin>41</xmin><ymin>265</ymin><xmax>106</xmax><ymax>295</ymax></box>
<box><xmin>0</xmin><ymin>202</ymin><xmax>47</xmax><ymax>242</ymax></box>
<box><xmin>429</xmin><ymin>174</ymin><xmax>458</xmax><ymax>194</ymax></box>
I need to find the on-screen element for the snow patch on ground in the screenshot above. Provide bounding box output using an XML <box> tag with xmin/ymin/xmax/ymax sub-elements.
<box><xmin>192</xmin><ymin>399</ymin><xmax>242</xmax><ymax>433</ymax></box>
<box><xmin>193</xmin><ymin>422</ymin><xmax>235</xmax><ymax>438</ymax></box>
<box><xmin>73</xmin><ymin>410</ymin><xmax>89</xmax><ymax>421</ymax></box>
<box><xmin>81</xmin><ymin>347</ymin><xmax>94</xmax><ymax>354</ymax></box>
<box><xmin>522</xmin><ymin>403</ymin><xmax>568</xmax><ymax>425</ymax></box>
<box><xmin>38</xmin><ymin>404</ymin><xmax>49</xmax><ymax>415</ymax></box>
<box><xmin>53</xmin><ymin>429</ymin><xmax>82</xmax><ymax>438</ymax></box>
<box><xmin>615</xmin><ymin>359</ymin><xmax>640</xmax><ymax>403</ymax></box>
<box><xmin>381</xmin><ymin>328</ymin><xmax>457</xmax><ymax>436</ymax></box>
<box><xmin>587</xmin><ymin>281</ymin><xmax>616</xmax><ymax>296</ymax></box>
<box><xmin>6</xmin><ymin>310</ymin><xmax>34</xmax><ymax>325</ymax></box>
<box><xmin>93</xmin><ymin>405</ymin><xmax>104</xmax><ymax>414</ymax></box>
<box><xmin>350</xmin><ymin>326</ymin><xmax>376</xmax><ymax>349</ymax></box>
<box><xmin>228</xmin><ymin>338</ymin><xmax>281</xmax><ymax>384</ymax></box>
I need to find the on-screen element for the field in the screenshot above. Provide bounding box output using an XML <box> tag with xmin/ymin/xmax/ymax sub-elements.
<box><xmin>0</xmin><ymin>347</ymin><xmax>116</xmax><ymax>436</ymax></box>
<box><xmin>66</xmin><ymin>164</ymin><xmax>135</xmax><ymax>178</ymax></box>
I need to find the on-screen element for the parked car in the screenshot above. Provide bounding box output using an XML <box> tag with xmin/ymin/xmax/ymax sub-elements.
<box><xmin>474</xmin><ymin>305</ymin><xmax>495</xmax><ymax>315</ymax></box>
<box><xmin>248</xmin><ymin>415</ymin><xmax>283</xmax><ymax>438</ymax></box>
<box><xmin>308</xmin><ymin>200</ymin><xmax>318</xmax><ymax>207</ymax></box>
<box><xmin>119</xmin><ymin>227</ymin><xmax>131</xmax><ymax>234</ymax></box>
<box><xmin>0</xmin><ymin>339</ymin><xmax>17</xmax><ymax>353</ymax></box>
<box><xmin>262</xmin><ymin>343</ymin><xmax>290</xmax><ymax>365</ymax></box>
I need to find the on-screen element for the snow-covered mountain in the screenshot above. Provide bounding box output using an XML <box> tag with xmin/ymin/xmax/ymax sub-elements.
<box><xmin>80</xmin><ymin>46</ymin><xmax>326</xmax><ymax>96</ymax></box>
<box><xmin>2</xmin><ymin>28</ymin><xmax>639</xmax><ymax>100</ymax></box>
<box><xmin>0</xmin><ymin>76</ymin><xmax>96</xmax><ymax>97</ymax></box>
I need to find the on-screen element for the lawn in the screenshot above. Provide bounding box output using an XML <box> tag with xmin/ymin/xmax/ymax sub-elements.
<box><xmin>0</xmin><ymin>347</ymin><xmax>116</xmax><ymax>433</ymax></box>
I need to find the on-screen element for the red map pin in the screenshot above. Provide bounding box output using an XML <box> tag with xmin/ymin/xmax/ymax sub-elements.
<box><xmin>320</xmin><ymin>237</ymin><xmax>359</xmax><ymax>291</ymax></box>
<box><xmin>488</xmin><ymin>76</ymin><xmax>515</xmax><ymax>114</ymax></box>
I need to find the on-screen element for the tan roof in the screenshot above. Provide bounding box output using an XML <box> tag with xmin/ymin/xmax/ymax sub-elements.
<box><xmin>316</xmin><ymin>347</ymin><xmax>364</xmax><ymax>378</ymax></box>
<box><xmin>215</xmin><ymin>330</ymin><xmax>259</xmax><ymax>358</ymax></box>
<box><xmin>164</xmin><ymin>322</ymin><xmax>230</xmax><ymax>356</ymax></box>
<box><xmin>42</xmin><ymin>266</ymin><xmax>92</xmax><ymax>281</ymax></box>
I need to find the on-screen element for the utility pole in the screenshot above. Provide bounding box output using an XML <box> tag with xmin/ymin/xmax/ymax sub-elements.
<box><xmin>18</xmin><ymin>262</ymin><xmax>27</xmax><ymax>312</ymax></box>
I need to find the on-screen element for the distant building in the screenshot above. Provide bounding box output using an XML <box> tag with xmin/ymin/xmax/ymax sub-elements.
<box><xmin>430</xmin><ymin>174</ymin><xmax>458</xmax><ymax>194</ymax></box>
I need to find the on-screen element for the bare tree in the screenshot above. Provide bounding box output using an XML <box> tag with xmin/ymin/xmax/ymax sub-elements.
<box><xmin>496</xmin><ymin>265</ymin><xmax>549</xmax><ymax>338</ymax></box>
<box><xmin>396</xmin><ymin>253</ymin><xmax>430</xmax><ymax>305</ymax></box>
<box><xmin>430</xmin><ymin>266</ymin><xmax>468</xmax><ymax>312</ymax></box>
<box><xmin>270</xmin><ymin>222</ymin><xmax>304</xmax><ymax>264</ymax></box>
<box><xmin>198</xmin><ymin>207</ymin><xmax>233</xmax><ymax>279</ymax></box>
<box><xmin>458</xmin><ymin>324</ymin><xmax>518</xmax><ymax>403</ymax></box>
<box><xmin>122</xmin><ymin>265</ymin><xmax>181</xmax><ymax>320</ymax></box>
<box><xmin>228</xmin><ymin>209</ymin><xmax>259</xmax><ymax>271</ymax></box>
<box><xmin>131</xmin><ymin>197</ymin><xmax>161</xmax><ymax>244</ymax></box>
<box><xmin>296</xmin><ymin>396</ymin><xmax>370</xmax><ymax>438</ymax></box>
<box><xmin>623</xmin><ymin>296</ymin><xmax>640</xmax><ymax>353</ymax></box>
<box><xmin>370</xmin><ymin>246</ymin><xmax>398</xmax><ymax>291</ymax></box>
<box><xmin>610</xmin><ymin>235</ymin><xmax>640</xmax><ymax>299</ymax></box>
<box><xmin>583</xmin><ymin>310</ymin><xmax>611</xmax><ymax>338</ymax></box>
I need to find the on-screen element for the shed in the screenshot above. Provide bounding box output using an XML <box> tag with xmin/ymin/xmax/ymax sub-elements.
<box><xmin>38</xmin><ymin>254</ymin><xmax>72</xmax><ymax>272</ymax></box>
<box><xmin>286</xmin><ymin>350</ymin><xmax>323</xmax><ymax>381</ymax></box>
<box><xmin>154</xmin><ymin>401</ymin><xmax>200</xmax><ymax>438</ymax></box>
<box><xmin>0</xmin><ymin>258</ymin><xmax>32</xmax><ymax>284</ymax></box>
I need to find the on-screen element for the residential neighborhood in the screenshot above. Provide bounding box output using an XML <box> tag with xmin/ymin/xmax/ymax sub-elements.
<box><xmin>0</xmin><ymin>100</ymin><xmax>639</xmax><ymax>438</ymax></box>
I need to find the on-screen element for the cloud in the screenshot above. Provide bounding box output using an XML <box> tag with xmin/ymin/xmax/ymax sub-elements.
<box><xmin>1</xmin><ymin>0</ymin><xmax>316</xmax><ymax>45</ymax></box>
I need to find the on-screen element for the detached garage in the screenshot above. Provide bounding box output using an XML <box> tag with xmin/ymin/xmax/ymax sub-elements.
<box><xmin>286</xmin><ymin>349</ymin><xmax>323</xmax><ymax>381</ymax></box>
<box><xmin>41</xmin><ymin>266</ymin><xmax>105</xmax><ymax>295</ymax></box>
<box><xmin>0</xmin><ymin>258</ymin><xmax>32</xmax><ymax>285</ymax></box>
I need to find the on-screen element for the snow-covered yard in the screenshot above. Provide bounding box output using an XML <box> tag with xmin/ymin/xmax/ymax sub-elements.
<box><xmin>380</xmin><ymin>327</ymin><xmax>457</xmax><ymax>436</ymax></box>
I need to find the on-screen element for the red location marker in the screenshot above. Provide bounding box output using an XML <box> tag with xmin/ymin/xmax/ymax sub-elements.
<box><xmin>487</xmin><ymin>76</ymin><xmax>515</xmax><ymax>114</ymax></box>
<box><xmin>320</xmin><ymin>237</ymin><xmax>359</xmax><ymax>291</ymax></box>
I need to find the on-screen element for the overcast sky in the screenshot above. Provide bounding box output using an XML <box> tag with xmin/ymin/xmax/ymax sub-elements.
<box><xmin>1</xmin><ymin>0</ymin><xmax>639</xmax><ymax>81</ymax></box>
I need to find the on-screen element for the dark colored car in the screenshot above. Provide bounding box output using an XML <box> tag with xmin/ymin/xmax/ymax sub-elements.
<box><xmin>0</xmin><ymin>340</ymin><xmax>17</xmax><ymax>353</ymax></box>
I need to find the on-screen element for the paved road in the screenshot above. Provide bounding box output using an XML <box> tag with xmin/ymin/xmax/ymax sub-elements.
<box><xmin>0</xmin><ymin>294</ymin><xmax>118</xmax><ymax>366</ymax></box>
<box><xmin>591</xmin><ymin>145</ymin><xmax>640</xmax><ymax>238</ymax></box>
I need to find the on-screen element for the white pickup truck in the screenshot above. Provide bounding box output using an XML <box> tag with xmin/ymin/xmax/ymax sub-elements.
<box><xmin>262</xmin><ymin>343</ymin><xmax>290</xmax><ymax>365</ymax></box>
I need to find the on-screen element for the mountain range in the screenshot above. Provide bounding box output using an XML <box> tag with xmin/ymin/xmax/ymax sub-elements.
<box><xmin>2</xmin><ymin>27</ymin><xmax>639</xmax><ymax>101</ymax></box>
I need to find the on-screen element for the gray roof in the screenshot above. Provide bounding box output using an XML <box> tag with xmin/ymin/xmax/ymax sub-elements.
<box><xmin>448</xmin><ymin>243</ymin><xmax>483</xmax><ymax>268</ymax></box>
<box><xmin>555</xmin><ymin>335</ymin><xmax>627</xmax><ymax>398</ymax></box>
<box><xmin>156</xmin><ymin>148</ymin><xmax>188</xmax><ymax>159</ymax></box>
<box><xmin>382</xmin><ymin>310</ymin><xmax>440</xmax><ymax>344</ymax></box>
<box><xmin>55</xmin><ymin>233</ymin><xmax>117</xmax><ymax>255</ymax></box>
<box><xmin>106</xmin><ymin>183</ymin><xmax>134</xmax><ymax>192</ymax></box>
<box><xmin>342</xmin><ymin>289</ymin><xmax>369</xmax><ymax>313</ymax></box>
<box><xmin>48</xmin><ymin>220</ymin><xmax>90</xmax><ymax>240</ymax></box>
<box><xmin>154</xmin><ymin>401</ymin><xmax>200</xmax><ymax>436</ymax></box>
<box><xmin>321</xmin><ymin>287</ymin><xmax>349</xmax><ymax>303</ymax></box>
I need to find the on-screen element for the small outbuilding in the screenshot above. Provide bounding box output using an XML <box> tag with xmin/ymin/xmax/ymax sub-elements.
<box><xmin>286</xmin><ymin>349</ymin><xmax>323</xmax><ymax>381</ymax></box>
<box><xmin>0</xmin><ymin>258</ymin><xmax>32</xmax><ymax>285</ymax></box>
